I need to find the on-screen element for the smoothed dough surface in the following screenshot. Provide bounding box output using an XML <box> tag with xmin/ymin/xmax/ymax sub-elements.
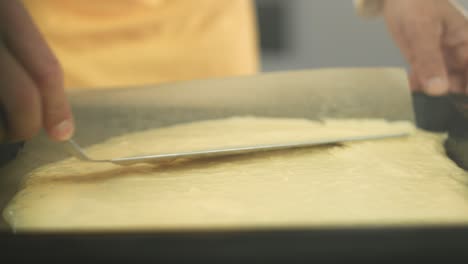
<box><xmin>4</xmin><ymin>117</ymin><xmax>468</xmax><ymax>231</ymax></box>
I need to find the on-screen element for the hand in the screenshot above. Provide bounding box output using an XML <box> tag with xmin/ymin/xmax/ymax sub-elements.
<box><xmin>383</xmin><ymin>0</ymin><xmax>468</xmax><ymax>97</ymax></box>
<box><xmin>0</xmin><ymin>0</ymin><xmax>74</xmax><ymax>142</ymax></box>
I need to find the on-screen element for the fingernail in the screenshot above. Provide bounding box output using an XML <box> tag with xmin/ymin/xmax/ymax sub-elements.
<box><xmin>425</xmin><ymin>77</ymin><xmax>449</xmax><ymax>96</ymax></box>
<box><xmin>52</xmin><ymin>119</ymin><xmax>74</xmax><ymax>141</ymax></box>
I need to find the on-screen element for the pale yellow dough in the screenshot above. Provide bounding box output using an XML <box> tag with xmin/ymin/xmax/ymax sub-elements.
<box><xmin>3</xmin><ymin>117</ymin><xmax>468</xmax><ymax>232</ymax></box>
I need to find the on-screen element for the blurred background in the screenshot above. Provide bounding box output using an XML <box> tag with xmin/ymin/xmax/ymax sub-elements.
<box><xmin>255</xmin><ymin>0</ymin><xmax>468</xmax><ymax>72</ymax></box>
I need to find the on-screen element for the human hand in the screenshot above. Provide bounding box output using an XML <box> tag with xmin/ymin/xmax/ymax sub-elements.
<box><xmin>0</xmin><ymin>0</ymin><xmax>74</xmax><ymax>142</ymax></box>
<box><xmin>384</xmin><ymin>0</ymin><xmax>468</xmax><ymax>97</ymax></box>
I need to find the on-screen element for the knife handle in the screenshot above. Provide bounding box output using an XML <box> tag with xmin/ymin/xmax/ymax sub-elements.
<box><xmin>412</xmin><ymin>93</ymin><xmax>453</xmax><ymax>132</ymax></box>
<box><xmin>0</xmin><ymin>105</ymin><xmax>25</xmax><ymax>166</ymax></box>
<box><xmin>411</xmin><ymin>92</ymin><xmax>468</xmax><ymax>132</ymax></box>
<box><xmin>450</xmin><ymin>94</ymin><xmax>468</xmax><ymax>120</ymax></box>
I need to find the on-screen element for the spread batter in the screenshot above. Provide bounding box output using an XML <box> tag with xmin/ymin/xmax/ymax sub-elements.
<box><xmin>3</xmin><ymin>117</ymin><xmax>468</xmax><ymax>232</ymax></box>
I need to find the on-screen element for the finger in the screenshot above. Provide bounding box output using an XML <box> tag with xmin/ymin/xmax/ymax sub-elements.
<box><xmin>403</xmin><ymin>19</ymin><xmax>449</xmax><ymax>96</ymax></box>
<box><xmin>448</xmin><ymin>48</ymin><xmax>468</xmax><ymax>94</ymax></box>
<box><xmin>408</xmin><ymin>69</ymin><xmax>422</xmax><ymax>92</ymax></box>
<box><xmin>1</xmin><ymin>1</ymin><xmax>74</xmax><ymax>141</ymax></box>
<box><xmin>447</xmin><ymin>44</ymin><xmax>468</xmax><ymax>70</ymax></box>
<box><xmin>444</xmin><ymin>50</ymin><xmax>468</xmax><ymax>94</ymax></box>
<box><xmin>0</xmin><ymin>44</ymin><xmax>42</xmax><ymax>142</ymax></box>
<box><xmin>448</xmin><ymin>72</ymin><xmax>465</xmax><ymax>94</ymax></box>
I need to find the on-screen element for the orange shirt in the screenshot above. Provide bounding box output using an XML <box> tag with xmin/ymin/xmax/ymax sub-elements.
<box><xmin>22</xmin><ymin>0</ymin><xmax>260</xmax><ymax>89</ymax></box>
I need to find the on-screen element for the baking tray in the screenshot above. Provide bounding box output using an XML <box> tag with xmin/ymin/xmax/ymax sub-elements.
<box><xmin>1</xmin><ymin>68</ymin><xmax>468</xmax><ymax>263</ymax></box>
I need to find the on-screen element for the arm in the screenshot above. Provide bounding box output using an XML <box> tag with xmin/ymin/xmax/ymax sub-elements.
<box><xmin>0</xmin><ymin>0</ymin><xmax>74</xmax><ymax>142</ymax></box>
<box><xmin>356</xmin><ymin>0</ymin><xmax>468</xmax><ymax>97</ymax></box>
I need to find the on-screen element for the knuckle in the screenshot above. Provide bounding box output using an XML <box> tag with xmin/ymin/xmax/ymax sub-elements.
<box><xmin>410</xmin><ymin>55</ymin><xmax>444</xmax><ymax>75</ymax></box>
<box><xmin>409</xmin><ymin>58</ymin><xmax>428</xmax><ymax>74</ymax></box>
<box><xmin>403</xmin><ymin>20</ymin><xmax>441</xmax><ymax>43</ymax></box>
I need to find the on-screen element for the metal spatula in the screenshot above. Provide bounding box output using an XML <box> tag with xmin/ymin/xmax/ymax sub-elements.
<box><xmin>62</xmin><ymin>132</ymin><xmax>409</xmax><ymax>166</ymax></box>
<box><xmin>0</xmin><ymin>105</ymin><xmax>409</xmax><ymax>166</ymax></box>
<box><xmin>63</xmin><ymin>94</ymin><xmax>468</xmax><ymax>166</ymax></box>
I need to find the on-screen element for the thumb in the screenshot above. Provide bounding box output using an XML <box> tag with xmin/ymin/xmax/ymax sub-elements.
<box><xmin>405</xmin><ymin>21</ymin><xmax>449</xmax><ymax>96</ymax></box>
